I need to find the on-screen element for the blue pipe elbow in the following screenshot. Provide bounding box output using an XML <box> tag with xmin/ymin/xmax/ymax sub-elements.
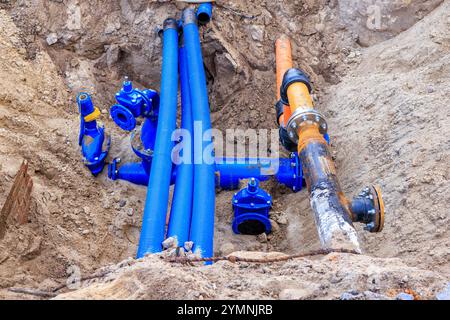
<box><xmin>77</xmin><ymin>93</ymin><xmax>110</xmax><ymax>176</ymax></box>
<box><xmin>197</xmin><ymin>3</ymin><xmax>212</xmax><ymax>25</ymax></box>
<box><xmin>137</xmin><ymin>18</ymin><xmax>179</xmax><ymax>258</ymax></box>
<box><xmin>167</xmin><ymin>47</ymin><xmax>194</xmax><ymax>248</ymax></box>
<box><xmin>183</xmin><ymin>8</ymin><xmax>216</xmax><ymax>260</ymax></box>
<box><xmin>108</xmin><ymin>159</ymin><xmax>149</xmax><ymax>186</ymax></box>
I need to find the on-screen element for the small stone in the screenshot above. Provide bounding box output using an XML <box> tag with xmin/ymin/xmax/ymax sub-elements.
<box><xmin>127</xmin><ymin>208</ymin><xmax>134</xmax><ymax>216</ymax></box>
<box><xmin>220</xmin><ymin>242</ymin><xmax>235</xmax><ymax>256</ymax></box>
<box><xmin>82</xmin><ymin>230</ymin><xmax>90</xmax><ymax>235</ymax></box>
<box><xmin>427</xmin><ymin>86</ymin><xmax>435</xmax><ymax>94</ymax></box>
<box><xmin>249</xmin><ymin>25</ymin><xmax>265</xmax><ymax>42</ymax></box>
<box><xmin>70</xmin><ymin>59</ymin><xmax>79</xmax><ymax>68</ymax></box>
<box><xmin>162</xmin><ymin>237</ymin><xmax>175</xmax><ymax>249</ymax></box>
<box><xmin>396</xmin><ymin>293</ymin><xmax>414</xmax><ymax>300</ymax></box>
<box><xmin>436</xmin><ymin>283</ymin><xmax>450</xmax><ymax>300</ymax></box>
<box><xmin>256</xmin><ymin>233</ymin><xmax>268</xmax><ymax>243</ymax></box>
<box><xmin>270</xmin><ymin>219</ymin><xmax>280</xmax><ymax>232</ymax></box>
<box><xmin>279</xmin><ymin>288</ymin><xmax>313</xmax><ymax>300</ymax></box>
<box><xmin>184</xmin><ymin>241</ymin><xmax>194</xmax><ymax>252</ymax></box>
<box><xmin>276</xmin><ymin>214</ymin><xmax>288</xmax><ymax>225</ymax></box>
<box><xmin>46</xmin><ymin>33</ymin><xmax>58</xmax><ymax>45</ymax></box>
<box><xmin>119</xmin><ymin>199</ymin><xmax>127</xmax><ymax>208</ymax></box>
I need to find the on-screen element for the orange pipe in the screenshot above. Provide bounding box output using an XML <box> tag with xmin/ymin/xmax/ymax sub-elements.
<box><xmin>275</xmin><ymin>36</ymin><xmax>293</xmax><ymax>126</ymax></box>
<box><xmin>287</xmin><ymin>82</ymin><xmax>314</xmax><ymax>114</ymax></box>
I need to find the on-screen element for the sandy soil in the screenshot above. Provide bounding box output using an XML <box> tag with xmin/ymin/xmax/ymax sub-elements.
<box><xmin>0</xmin><ymin>1</ymin><xmax>448</xmax><ymax>299</ymax></box>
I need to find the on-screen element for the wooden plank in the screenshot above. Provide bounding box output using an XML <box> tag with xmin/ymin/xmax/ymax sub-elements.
<box><xmin>0</xmin><ymin>161</ymin><xmax>33</xmax><ymax>239</ymax></box>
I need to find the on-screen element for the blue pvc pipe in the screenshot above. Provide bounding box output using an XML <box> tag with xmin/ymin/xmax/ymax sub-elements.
<box><xmin>215</xmin><ymin>156</ymin><xmax>302</xmax><ymax>191</ymax></box>
<box><xmin>137</xmin><ymin>18</ymin><xmax>179</xmax><ymax>258</ymax></box>
<box><xmin>197</xmin><ymin>3</ymin><xmax>212</xmax><ymax>25</ymax></box>
<box><xmin>167</xmin><ymin>47</ymin><xmax>194</xmax><ymax>247</ymax></box>
<box><xmin>183</xmin><ymin>9</ymin><xmax>215</xmax><ymax>260</ymax></box>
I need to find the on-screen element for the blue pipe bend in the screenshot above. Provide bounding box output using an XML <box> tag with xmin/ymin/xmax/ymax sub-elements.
<box><xmin>137</xmin><ymin>18</ymin><xmax>179</xmax><ymax>258</ymax></box>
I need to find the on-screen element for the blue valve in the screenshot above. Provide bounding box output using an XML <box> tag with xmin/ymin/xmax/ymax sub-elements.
<box><xmin>111</xmin><ymin>77</ymin><xmax>160</xmax><ymax>131</ymax></box>
<box><xmin>77</xmin><ymin>93</ymin><xmax>110</xmax><ymax>176</ymax></box>
<box><xmin>232</xmin><ymin>178</ymin><xmax>272</xmax><ymax>235</ymax></box>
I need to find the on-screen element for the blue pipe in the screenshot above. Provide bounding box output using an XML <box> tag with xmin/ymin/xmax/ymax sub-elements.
<box><xmin>183</xmin><ymin>9</ymin><xmax>215</xmax><ymax>260</ymax></box>
<box><xmin>215</xmin><ymin>155</ymin><xmax>302</xmax><ymax>191</ymax></box>
<box><xmin>110</xmin><ymin>153</ymin><xmax>302</xmax><ymax>191</ymax></box>
<box><xmin>167</xmin><ymin>47</ymin><xmax>194</xmax><ymax>248</ymax></box>
<box><xmin>197</xmin><ymin>3</ymin><xmax>212</xmax><ymax>25</ymax></box>
<box><xmin>137</xmin><ymin>18</ymin><xmax>179</xmax><ymax>258</ymax></box>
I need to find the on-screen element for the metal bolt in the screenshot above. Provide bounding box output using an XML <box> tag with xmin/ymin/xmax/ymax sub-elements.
<box><xmin>289</xmin><ymin>131</ymin><xmax>294</xmax><ymax>138</ymax></box>
<box><xmin>267</xmin><ymin>201</ymin><xmax>271</xmax><ymax>205</ymax></box>
<box><xmin>250</xmin><ymin>203</ymin><xmax>255</xmax><ymax>207</ymax></box>
<box><xmin>291</xmin><ymin>122</ymin><xmax>297</xmax><ymax>129</ymax></box>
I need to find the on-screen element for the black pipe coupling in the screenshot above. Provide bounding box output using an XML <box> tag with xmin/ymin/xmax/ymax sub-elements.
<box><xmin>351</xmin><ymin>186</ymin><xmax>385</xmax><ymax>233</ymax></box>
<box><xmin>275</xmin><ymin>100</ymin><xmax>285</xmax><ymax>126</ymax></box>
<box><xmin>279</xmin><ymin>127</ymin><xmax>298</xmax><ymax>152</ymax></box>
<box><xmin>280</xmin><ymin>68</ymin><xmax>312</xmax><ymax>106</ymax></box>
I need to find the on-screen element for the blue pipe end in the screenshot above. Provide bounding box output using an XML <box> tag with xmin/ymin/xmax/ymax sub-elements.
<box><xmin>77</xmin><ymin>92</ymin><xmax>95</xmax><ymax>117</ymax></box>
<box><xmin>197</xmin><ymin>3</ymin><xmax>212</xmax><ymax>25</ymax></box>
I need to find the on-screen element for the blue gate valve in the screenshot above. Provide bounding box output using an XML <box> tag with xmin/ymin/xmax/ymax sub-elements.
<box><xmin>232</xmin><ymin>178</ymin><xmax>272</xmax><ymax>235</ymax></box>
<box><xmin>77</xmin><ymin>93</ymin><xmax>110</xmax><ymax>176</ymax></box>
<box><xmin>110</xmin><ymin>77</ymin><xmax>160</xmax><ymax>131</ymax></box>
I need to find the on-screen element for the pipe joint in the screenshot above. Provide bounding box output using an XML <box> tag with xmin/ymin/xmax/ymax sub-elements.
<box><xmin>163</xmin><ymin>18</ymin><xmax>178</xmax><ymax>31</ymax></box>
<box><xmin>182</xmin><ymin>8</ymin><xmax>197</xmax><ymax>26</ymax></box>
<box><xmin>286</xmin><ymin>109</ymin><xmax>328</xmax><ymax>144</ymax></box>
<box><xmin>351</xmin><ymin>186</ymin><xmax>385</xmax><ymax>233</ymax></box>
<box><xmin>280</xmin><ymin>68</ymin><xmax>312</xmax><ymax>105</ymax></box>
<box><xmin>275</xmin><ymin>100</ymin><xmax>285</xmax><ymax>126</ymax></box>
<box><xmin>279</xmin><ymin>126</ymin><xmax>298</xmax><ymax>152</ymax></box>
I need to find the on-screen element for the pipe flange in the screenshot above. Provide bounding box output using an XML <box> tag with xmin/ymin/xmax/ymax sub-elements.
<box><xmin>370</xmin><ymin>185</ymin><xmax>385</xmax><ymax>233</ymax></box>
<box><xmin>286</xmin><ymin>109</ymin><xmax>328</xmax><ymax>144</ymax></box>
<box><xmin>131</xmin><ymin>129</ymin><xmax>154</xmax><ymax>161</ymax></box>
<box><xmin>351</xmin><ymin>185</ymin><xmax>385</xmax><ymax>233</ymax></box>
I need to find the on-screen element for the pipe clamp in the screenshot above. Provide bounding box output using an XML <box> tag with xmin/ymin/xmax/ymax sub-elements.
<box><xmin>84</xmin><ymin>107</ymin><xmax>101</xmax><ymax>122</ymax></box>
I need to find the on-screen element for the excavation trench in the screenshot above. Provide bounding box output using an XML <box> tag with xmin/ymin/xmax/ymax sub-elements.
<box><xmin>0</xmin><ymin>0</ymin><xmax>448</xmax><ymax>299</ymax></box>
